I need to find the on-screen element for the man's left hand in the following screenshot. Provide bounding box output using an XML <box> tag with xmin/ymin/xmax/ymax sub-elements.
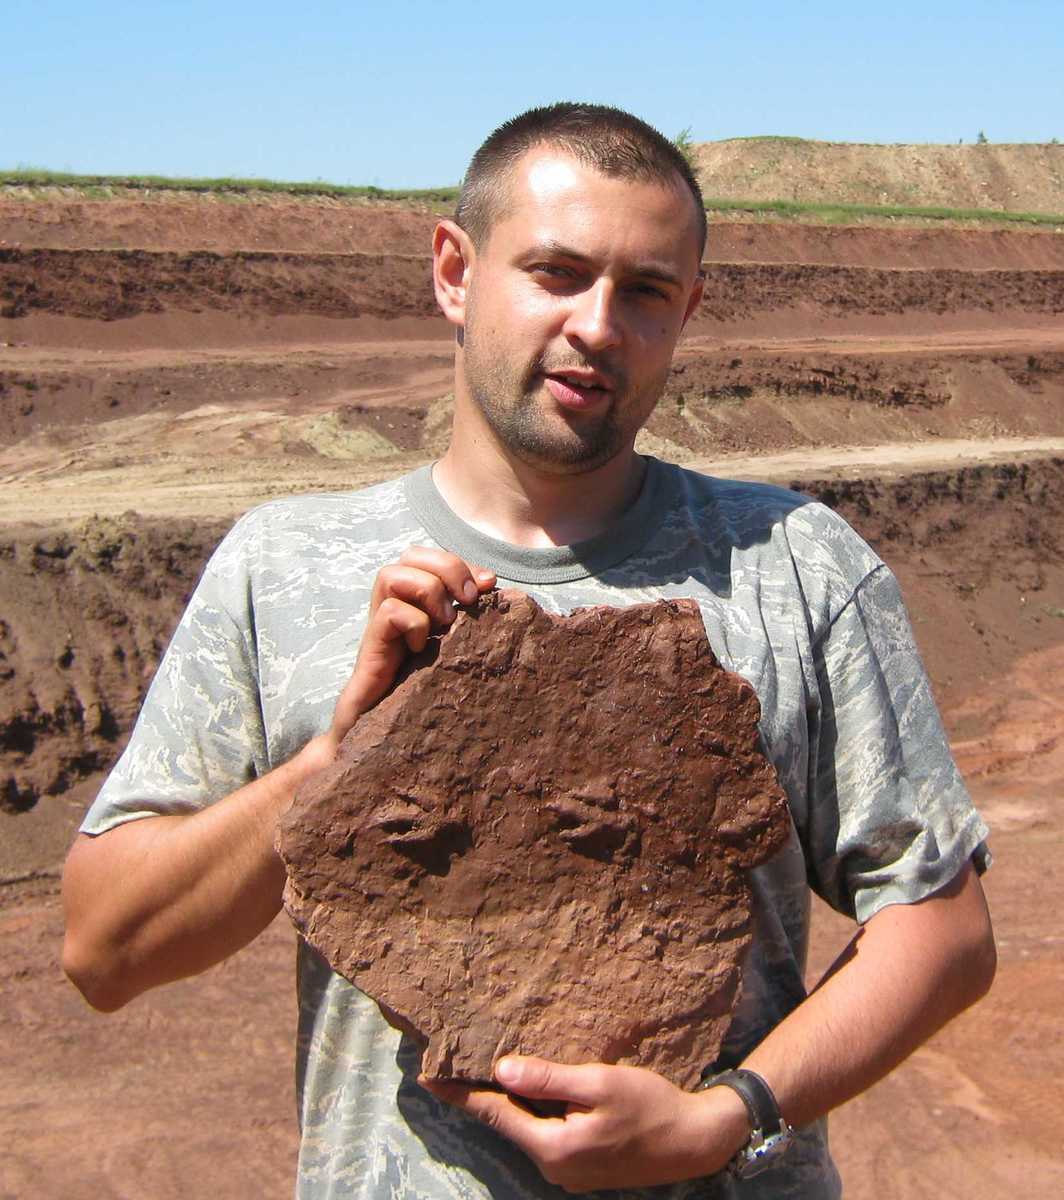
<box><xmin>421</xmin><ymin>1054</ymin><xmax>749</xmax><ymax>1193</ymax></box>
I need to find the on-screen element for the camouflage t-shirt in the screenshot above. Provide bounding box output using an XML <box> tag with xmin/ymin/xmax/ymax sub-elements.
<box><xmin>83</xmin><ymin>457</ymin><xmax>990</xmax><ymax>1200</ymax></box>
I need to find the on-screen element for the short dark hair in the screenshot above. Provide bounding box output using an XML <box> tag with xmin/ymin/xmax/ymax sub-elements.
<box><xmin>455</xmin><ymin>102</ymin><xmax>706</xmax><ymax>259</ymax></box>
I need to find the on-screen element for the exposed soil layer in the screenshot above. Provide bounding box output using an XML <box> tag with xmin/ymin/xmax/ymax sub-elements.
<box><xmin>707</xmin><ymin>221</ymin><xmax>1064</xmax><ymax>269</ymax></box>
<box><xmin>3</xmin><ymin>191</ymin><xmax>1063</xmax><ymax>267</ymax></box>
<box><xmin>797</xmin><ymin>458</ymin><xmax>1064</xmax><ymax>713</ymax></box>
<box><xmin>0</xmin><ymin>247</ymin><xmax>440</xmax><ymax>322</ymax></box>
<box><xmin>2</xmin><ymin>196</ymin><xmax>1063</xmax><ymax>1199</ymax></box>
<box><xmin>0</xmin><ymin>517</ymin><xmax>228</xmax><ymax>819</ymax></box>
<box><xmin>0</xmin><ymin>193</ymin><xmax>443</xmax><ymax>255</ymax></box>
<box><xmin>5</xmin><ymin>456</ymin><xmax>1061</xmax><ymax>861</ymax></box>
<box><xmin>4</xmin><ymin>344</ymin><xmax>1062</xmax><ymax>454</ymax></box>
<box><xmin>3</xmin><ymin>247</ymin><xmax>1063</xmax><ymax>328</ymax></box>
<box><xmin>650</xmin><ymin>346</ymin><xmax>1064</xmax><ymax>457</ymax></box>
<box><xmin>699</xmin><ymin>262</ymin><xmax>1064</xmax><ymax>323</ymax></box>
<box><xmin>0</xmin><ymin>343</ymin><xmax>455</xmax><ymax>445</ymax></box>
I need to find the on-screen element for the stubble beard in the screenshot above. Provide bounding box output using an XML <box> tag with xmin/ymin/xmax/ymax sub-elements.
<box><xmin>460</xmin><ymin>316</ymin><xmax>660</xmax><ymax>477</ymax></box>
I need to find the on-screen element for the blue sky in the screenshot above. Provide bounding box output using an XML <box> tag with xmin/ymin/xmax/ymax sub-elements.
<box><xmin>5</xmin><ymin>1</ymin><xmax>1061</xmax><ymax>187</ymax></box>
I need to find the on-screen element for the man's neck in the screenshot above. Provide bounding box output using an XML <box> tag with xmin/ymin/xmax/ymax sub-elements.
<box><xmin>433</xmin><ymin>429</ymin><xmax>647</xmax><ymax>549</ymax></box>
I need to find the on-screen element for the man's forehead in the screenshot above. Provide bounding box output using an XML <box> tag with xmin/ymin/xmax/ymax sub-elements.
<box><xmin>511</xmin><ymin>146</ymin><xmax>688</xmax><ymax>210</ymax></box>
<box><xmin>495</xmin><ymin>148</ymin><xmax>703</xmax><ymax>266</ymax></box>
<box><xmin>522</xmin><ymin>152</ymin><xmax>592</xmax><ymax>200</ymax></box>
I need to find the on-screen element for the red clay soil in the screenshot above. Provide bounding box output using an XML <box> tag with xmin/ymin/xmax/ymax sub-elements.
<box><xmin>3</xmin><ymin>341</ymin><xmax>1062</xmax><ymax>452</ymax></box>
<box><xmin>2</xmin><ymin>197</ymin><xmax>1064</xmax><ymax>1199</ymax></box>
<box><xmin>707</xmin><ymin>221</ymin><xmax>1064</xmax><ymax>269</ymax></box>
<box><xmin>0</xmin><ymin>247</ymin><xmax>440</xmax><ymax>322</ymax></box>
<box><xmin>5</xmin><ymin>458</ymin><xmax>1061</xmax><ymax>836</ymax></box>
<box><xmin>3</xmin><ymin>247</ymin><xmax>1063</xmax><ymax>328</ymax></box>
<box><xmin>3</xmin><ymin>459</ymin><xmax>1063</xmax><ymax>1198</ymax></box>
<box><xmin>0</xmin><ymin>193</ymin><xmax>1060</xmax><ymax>268</ymax></box>
<box><xmin>0</xmin><ymin>194</ymin><xmax>442</xmax><ymax>255</ymax></box>
<box><xmin>3</xmin><ymin>193</ymin><xmax>1063</xmax><ymax>268</ymax></box>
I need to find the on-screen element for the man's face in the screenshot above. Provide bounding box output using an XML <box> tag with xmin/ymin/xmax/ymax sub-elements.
<box><xmin>456</xmin><ymin>151</ymin><xmax>705</xmax><ymax>474</ymax></box>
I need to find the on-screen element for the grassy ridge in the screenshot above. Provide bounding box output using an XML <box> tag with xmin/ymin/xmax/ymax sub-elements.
<box><xmin>1</xmin><ymin>168</ymin><xmax>460</xmax><ymax>205</ymax></box>
<box><xmin>701</xmin><ymin>196</ymin><xmax>1064</xmax><ymax>227</ymax></box>
<box><xmin>2</xmin><ymin>168</ymin><xmax>1063</xmax><ymax>227</ymax></box>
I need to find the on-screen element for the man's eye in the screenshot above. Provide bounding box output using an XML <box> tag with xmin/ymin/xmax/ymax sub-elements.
<box><xmin>632</xmin><ymin>283</ymin><xmax>668</xmax><ymax>300</ymax></box>
<box><xmin>532</xmin><ymin>264</ymin><xmax>575</xmax><ymax>279</ymax></box>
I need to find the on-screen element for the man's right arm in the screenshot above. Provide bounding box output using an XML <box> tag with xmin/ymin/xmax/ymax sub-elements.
<box><xmin>61</xmin><ymin>547</ymin><xmax>495</xmax><ymax>1011</ymax></box>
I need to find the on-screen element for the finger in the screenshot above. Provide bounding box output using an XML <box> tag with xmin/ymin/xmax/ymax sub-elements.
<box><xmin>332</xmin><ymin>600</ymin><xmax>431</xmax><ymax>730</ymax></box>
<box><xmin>398</xmin><ymin>547</ymin><xmax>497</xmax><ymax>606</ymax></box>
<box><xmin>494</xmin><ymin>1056</ymin><xmax>605</xmax><ymax>1109</ymax></box>
<box><xmin>369</xmin><ymin>596</ymin><xmax>432</xmax><ymax>655</ymax></box>
<box><xmin>370</xmin><ymin>565</ymin><xmax>463</xmax><ymax>628</ymax></box>
<box><xmin>419</xmin><ymin>1077</ymin><xmax>558</xmax><ymax>1158</ymax></box>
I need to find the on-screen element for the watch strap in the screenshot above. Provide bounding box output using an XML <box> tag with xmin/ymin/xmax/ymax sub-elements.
<box><xmin>695</xmin><ymin>1067</ymin><xmax>786</xmax><ymax>1138</ymax></box>
<box><xmin>696</xmin><ymin>1067</ymin><xmax>794</xmax><ymax>1178</ymax></box>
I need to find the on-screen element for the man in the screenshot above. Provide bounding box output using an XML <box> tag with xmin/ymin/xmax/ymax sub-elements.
<box><xmin>62</xmin><ymin>104</ymin><xmax>995</xmax><ymax>1198</ymax></box>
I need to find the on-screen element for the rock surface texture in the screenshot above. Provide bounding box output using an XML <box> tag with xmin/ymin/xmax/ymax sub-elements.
<box><xmin>278</xmin><ymin>591</ymin><xmax>790</xmax><ymax>1089</ymax></box>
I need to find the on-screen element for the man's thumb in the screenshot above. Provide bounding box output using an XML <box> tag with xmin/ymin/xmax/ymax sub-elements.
<box><xmin>494</xmin><ymin>1055</ymin><xmax>599</xmax><ymax>1106</ymax></box>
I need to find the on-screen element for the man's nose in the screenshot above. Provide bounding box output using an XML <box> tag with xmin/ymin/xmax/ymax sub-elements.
<box><xmin>563</xmin><ymin>279</ymin><xmax>622</xmax><ymax>352</ymax></box>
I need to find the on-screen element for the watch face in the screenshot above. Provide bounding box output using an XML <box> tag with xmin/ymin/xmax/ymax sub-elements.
<box><xmin>733</xmin><ymin>1129</ymin><xmax>793</xmax><ymax>1179</ymax></box>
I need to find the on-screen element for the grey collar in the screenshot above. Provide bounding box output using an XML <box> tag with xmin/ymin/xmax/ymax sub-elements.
<box><xmin>403</xmin><ymin>456</ymin><xmax>675</xmax><ymax>584</ymax></box>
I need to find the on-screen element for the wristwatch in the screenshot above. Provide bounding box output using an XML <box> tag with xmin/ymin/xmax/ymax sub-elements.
<box><xmin>695</xmin><ymin>1067</ymin><xmax>794</xmax><ymax>1178</ymax></box>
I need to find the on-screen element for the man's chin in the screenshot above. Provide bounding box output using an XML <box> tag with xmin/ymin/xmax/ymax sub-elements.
<box><xmin>509</xmin><ymin>436</ymin><xmax>625</xmax><ymax>476</ymax></box>
<box><xmin>472</xmin><ymin>387</ymin><xmax>630</xmax><ymax>473</ymax></box>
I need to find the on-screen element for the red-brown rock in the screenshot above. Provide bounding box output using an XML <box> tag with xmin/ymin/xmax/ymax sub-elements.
<box><xmin>277</xmin><ymin>590</ymin><xmax>789</xmax><ymax>1089</ymax></box>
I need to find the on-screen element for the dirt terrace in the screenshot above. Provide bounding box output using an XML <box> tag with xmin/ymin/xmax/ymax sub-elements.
<box><xmin>693</xmin><ymin>139</ymin><xmax>1064</xmax><ymax>214</ymax></box>
<box><xmin>1</xmin><ymin>194</ymin><xmax>1063</xmax><ymax>1200</ymax></box>
<box><xmin>4</xmin><ymin>246</ymin><xmax>1064</xmax><ymax>332</ymax></box>
<box><xmin>4</xmin><ymin>191</ymin><xmax>1063</xmax><ymax>260</ymax></box>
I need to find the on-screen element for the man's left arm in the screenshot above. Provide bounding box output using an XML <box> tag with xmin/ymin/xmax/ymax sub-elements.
<box><xmin>423</xmin><ymin>857</ymin><xmax>995</xmax><ymax>1193</ymax></box>
<box><xmin>742</xmin><ymin>856</ymin><xmax>994</xmax><ymax>1128</ymax></box>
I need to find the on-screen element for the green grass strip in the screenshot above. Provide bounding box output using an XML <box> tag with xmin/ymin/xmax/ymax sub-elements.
<box><xmin>0</xmin><ymin>168</ymin><xmax>459</xmax><ymax>204</ymax></box>
<box><xmin>702</xmin><ymin>196</ymin><xmax>1064</xmax><ymax>227</ymax></box>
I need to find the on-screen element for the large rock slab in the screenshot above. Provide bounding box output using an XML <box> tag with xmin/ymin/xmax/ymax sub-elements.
<box><xmin>278</xmin><ymin>591</ymin><xmax>790</xmax><ymax>1089</ymax></box>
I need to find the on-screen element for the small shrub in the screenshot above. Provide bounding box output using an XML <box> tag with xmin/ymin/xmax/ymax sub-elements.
<box><xmin>674</xmin><ymin>128</ymin><xmax>697</xmax><ymax>170</ymax></box>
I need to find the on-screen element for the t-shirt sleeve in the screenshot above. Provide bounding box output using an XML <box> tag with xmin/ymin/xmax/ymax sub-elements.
<box><xmin>79</xmin><ymin>536</ymin><xmax>270</xmax><ymax>836</ymax></box>
<box><xmin>803</xmin><ymin>564</ymin><xmax>990</xmax><ymax>923</ymax></box>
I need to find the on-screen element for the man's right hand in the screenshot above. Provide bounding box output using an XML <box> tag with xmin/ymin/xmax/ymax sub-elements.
<box><xmin>326</xmin><ymin>548</ymin><xmax>496</xmax><ymax>752</ymax></box>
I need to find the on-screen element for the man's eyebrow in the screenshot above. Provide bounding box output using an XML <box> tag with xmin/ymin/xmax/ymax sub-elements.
<box><xmin>629</xmin><ymin>263</ymin><xmax>684</xmax><ymax>289</ymax></box>
<box><xmin>523</xmin><ymin>240</ymin><xmax>684</xmax><ymax>289</ymax></box>
<box><xmin>520</xmin><ymin>239</ymin><xmax>592</xmax><ymax>266</ymax></box>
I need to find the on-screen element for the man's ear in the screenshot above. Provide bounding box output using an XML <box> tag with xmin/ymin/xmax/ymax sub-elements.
<box><xmin>433</xmin><ymin>220</ymin><xmax>475</xmax><ymax>328</ymax></box>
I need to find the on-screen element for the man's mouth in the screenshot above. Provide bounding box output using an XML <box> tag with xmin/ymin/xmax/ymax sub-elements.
<box><xmin>542</xmin><ymin>369</ymin><xmax>613</xmax><ymax>410</ymax></box>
